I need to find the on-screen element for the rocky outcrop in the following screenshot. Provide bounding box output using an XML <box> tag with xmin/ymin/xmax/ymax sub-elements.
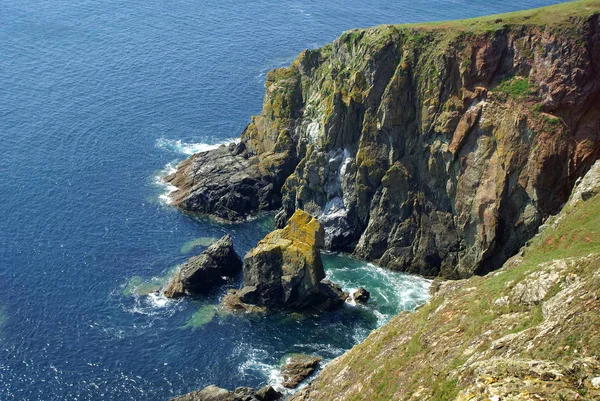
<box><xmin>281</xmin><ymin>354</ymin><xmax>322</xmax><ymax>389</ymax></box>
<box><xmin>167</xmin><ymin>1</ymin><xmax>600</xmax><ymax>278</ymax></box>
<box><xmin>290</xmin><ymin>158</ymin><xmax>600</xmax><ymax>400</ymax></box>
<box><xmin>351</xmin><ymin>287</ymin><xmax>370</xmax><ymax>304</ymax></box>
<box><xmin>170</xmin><ymin>385</ymin><xmax>281</xmax><ymax>401</ymax></box>
<box><xmin>163</xmin><ymin>235</ymin><xmax>242</xmax><ymax>298</ymax></box>
<box><xmin>223</xmin><ymin>210</ymin><xmax>347</xmax><ymax>311</ymax></box>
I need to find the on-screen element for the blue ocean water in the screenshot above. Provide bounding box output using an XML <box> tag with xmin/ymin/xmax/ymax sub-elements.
<box><xmin>0</xmin><ymin>0</ymin><xmax>566</xmax><ymax>399</ymax></box>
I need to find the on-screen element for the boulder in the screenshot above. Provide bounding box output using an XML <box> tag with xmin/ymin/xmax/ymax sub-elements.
<box><xmin>223</xmin><ymin>210</ymin><xmax>347</xmax><ymax>311</ymax></box>
<box><xmin>281</xmin><ymin>354</ymin><xmax>322</xmax><ymax>389</ymax></box>
<box><xmin>163</xmin><ymin>235</ymin><xmax>242</xmax><ymax>298</ymax></box>
<box><xmin>170</xmin><ymin>385</ymin><xmax>281</xmax><ymax>401</ymax></box>
<box><xmin>352</xmin><ymin>287</ymin><xmax>370</xmax><ymax>304</ymax></box>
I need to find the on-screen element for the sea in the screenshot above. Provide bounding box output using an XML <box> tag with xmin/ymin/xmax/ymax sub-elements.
<box><xmin>0</xmin><ymin>0</ymin><xmax>566</xmax><ymax>399</ymax></box>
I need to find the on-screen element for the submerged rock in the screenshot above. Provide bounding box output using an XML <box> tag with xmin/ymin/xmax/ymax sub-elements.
<box><xmin>170</xmin><ymin>385</ymin><xmax>281</xmax><ymax>401</ymax></box>
<box><xmin>281</xmin><ymin>354</ymin><xmax>322</xmax><ymax>389</ymax></box>
<box><xmin>223</xmin><ymin>210</ymin><xmax>347</xmax><ymax>311</ymax></box>
<box><xmin>163</xmin><ymin>234</ymin><xmax>242</xmax><ymax>298</ymax></box>
<box><xmin>352</xmin><ymin>287</ymin><xmax>370</xmax><ymax>304</ymax></box>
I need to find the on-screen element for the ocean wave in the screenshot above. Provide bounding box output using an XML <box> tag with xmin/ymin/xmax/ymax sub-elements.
<box><xmin>324</xmin><ymin>257</ymin><xmax>431</xmax><ymax>328</ymax></box>
<box><xmin>153</xmin><ymin>137</ymin><xmax>239</xmax><ymax>204</ymax></box>
<box><xmin>234</xmin><ymin>345</ymin><xmax>286</xmax><ymax>392</ymax></box>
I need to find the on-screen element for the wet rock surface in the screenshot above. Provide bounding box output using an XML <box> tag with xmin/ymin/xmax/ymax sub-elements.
<box><xmin>352</xmin><ymin>287</ymin><xmax>370</xmax><ymax>304</ymax></box>
<box><xmin>163</xmin><ymin>234</ymin><xmax>242</xmax><ymax>298</ymax></box>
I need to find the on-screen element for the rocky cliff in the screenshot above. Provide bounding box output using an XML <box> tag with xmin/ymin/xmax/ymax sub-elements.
<box><xmin>289</xmin><ymin>159</ymin><xmax>600</xmax><ymax>401</ymax></box>
<box><xmin>168</xmin><ymin>0</ymin><xmax>600</xmax><ymax>279</ymax></box>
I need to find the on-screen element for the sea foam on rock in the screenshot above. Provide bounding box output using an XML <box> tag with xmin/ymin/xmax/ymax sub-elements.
<box><xmin>223</xmin><ymin>210</ymin><xmax>348</xmax><ymax>312</ymax></box>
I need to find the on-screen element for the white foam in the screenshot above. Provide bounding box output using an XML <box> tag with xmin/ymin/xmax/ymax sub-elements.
<box><xmin>325</xmin><ymin>257</ymin><xmax>431</xmax><ymax>328</ymax></box>
<box><xmin>147</xmin><ymin>292</ymin><xmax>169</xmax><ymax>308</ymax></box>
<box><xmin>155</xmin><ymin>137</ymin><xmax>238</xmax><ymax>155</ymax></box>
<box><xmin>153</xmin><ymin>137</ymin><xmax>240</xmax><ymax>204</ymax></box>
<box><xmin>153</xmin><ymin>162</ymin><xmax>179</xmax><ymax>205</ymax></box>
<box><xmin>345</xmin><ymin>288</ymin><xmax>359</xmax><ymax>306</ymax></box>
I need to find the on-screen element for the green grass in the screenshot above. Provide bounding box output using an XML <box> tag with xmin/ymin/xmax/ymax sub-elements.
<box><xmin>543</xmin><ymin>114</ymin><xmax>563</xmax><ymax>126</ymax></box>
<box><xmin>393</xmin><ymin>0</ymin><xmax>600</xmax><ymax>33</ymax></box>
<box><xmin>432</xmin><ymin>379</ymin><xmax>459</xmax><ymax>401</ymax></box>
<box><xmin>317</xmin><ymin>190</ymin><xmax>600</xmax><ymax>400</ymax></box>
<box><xmin>494</xmin><ymin>75</ymin><xmax>536</xmax><ymax>98</ymax></box>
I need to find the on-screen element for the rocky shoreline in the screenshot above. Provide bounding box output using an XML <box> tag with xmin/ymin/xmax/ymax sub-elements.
<box><xmin>164</xmin><ymin>1</ymin><xmax>600</xmax><ymax>400</ymax></box>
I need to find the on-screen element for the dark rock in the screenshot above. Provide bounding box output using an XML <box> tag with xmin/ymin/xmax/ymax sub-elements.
<box><xmin>223</xmin><ymin>210</ymin><xmax>347</xmax><ymax>311</ymax></box>
<box><xmin>165</xmin><ymin>145</ymin><xmax>294</xmax><ymax>222</ymax></box>
<box><xmin>352</xmin><ymin>287</ymin><xmax>370</xmax><ymax>303</ymax></box>
<box><xmin>170</xmin><ymin>385</ymin><xmax>281</xmax><ymax>401</ymax></box>
<box><xmin>163</xmin><ymin>235</ymin><xmax>242</xmax><ymax>298</ymax></box>
<box><xmin>315</xmin><ymin>280</ymin><xmax>348</xmax><ymax>311</ymax></box>
<box><xmin>255</xmin><ymin>386</ymin><xmax>282</xmax><ymax>401</ymax></box>
<box><xmin>281</xmin><ymin>354</ymin><xmax>322</xmax><ymax>389</ymax></box>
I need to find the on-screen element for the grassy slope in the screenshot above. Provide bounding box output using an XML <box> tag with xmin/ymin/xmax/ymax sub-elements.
<box><xmin>294</xmin><ymin>168</ymin><xmax>600</xmax><ymax>400</ymax></box>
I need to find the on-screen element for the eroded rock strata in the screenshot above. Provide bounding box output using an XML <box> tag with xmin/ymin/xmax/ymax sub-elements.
<box><xmin>167</xmin><ymin>1</ymin><xmax>600</xmax><ymax>278</ymax></box>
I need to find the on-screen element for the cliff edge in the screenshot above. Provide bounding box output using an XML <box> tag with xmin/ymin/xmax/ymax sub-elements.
<box><xmin>167</xmin><ymin>0</ymin><xmax>600</xmax><ymax>279</ymax></box>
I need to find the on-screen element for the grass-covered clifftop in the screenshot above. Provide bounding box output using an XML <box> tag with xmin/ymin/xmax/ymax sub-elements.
<box><xmin>291</xmin><ymin>159</ymin><xmax>600</xmax><ymax>400</ymax></box>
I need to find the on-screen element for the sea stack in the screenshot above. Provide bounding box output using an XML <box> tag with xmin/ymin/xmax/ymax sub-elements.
<box><xmin>223</xmin><ymin>210</ymin><xmax>347</xmax><ymax>311</ymax></box>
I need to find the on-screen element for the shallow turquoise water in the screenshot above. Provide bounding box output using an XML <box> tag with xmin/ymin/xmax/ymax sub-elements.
<box><xmin>0</xmin><ymin>0</ymin><xmax>567</xmax><ymax>399</ymax></box>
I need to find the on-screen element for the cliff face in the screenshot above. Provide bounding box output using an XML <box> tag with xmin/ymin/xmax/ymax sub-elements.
<box><xmin>168</xmin><ymin>0</ymin><xmax>600</xmax><ymax>278</ymax></box>
<box><xmin>290</xmin><ymin>159</ymin><xmax>600</xmax><ymax>401</ymax></box>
